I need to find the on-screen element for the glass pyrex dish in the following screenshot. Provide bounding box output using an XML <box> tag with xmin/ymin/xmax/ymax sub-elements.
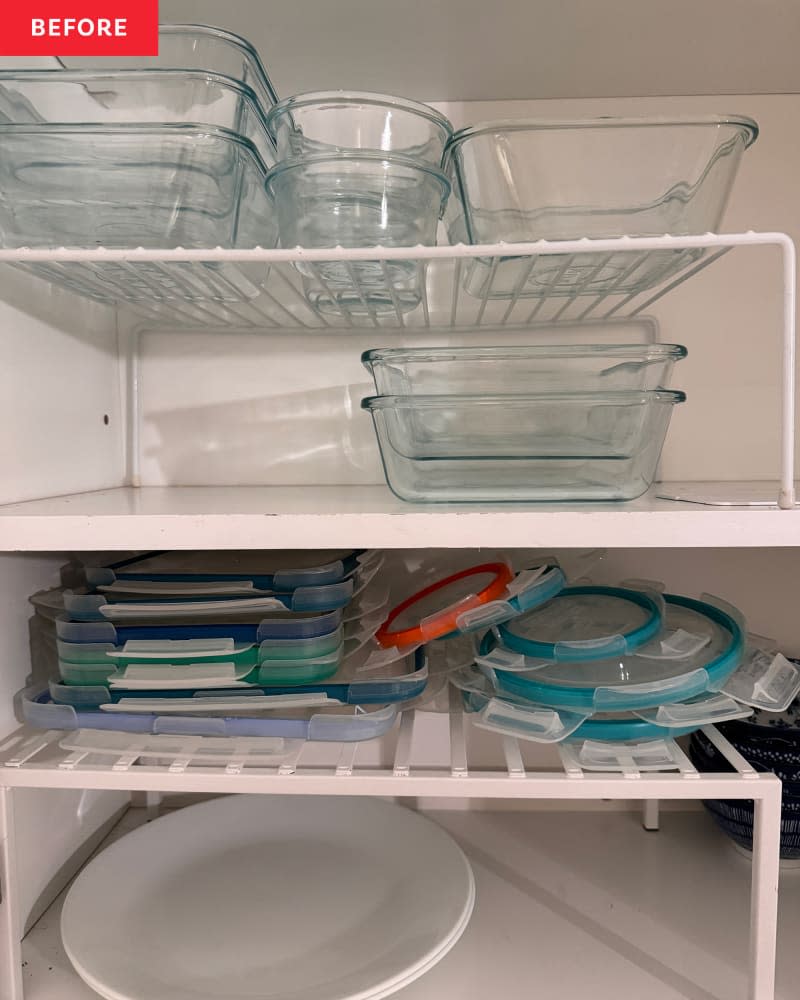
<box><xmin>362</xmin><ymin>389</ymin><xmax>684</xmax><ymax>502</ymax></box>
<box><xmin>50</xmin><ymin>23</ymin><xmax>279</xmax><ymax>113</ymax></box>
<box><xmin>362</xmin><ymin>344</ymin><xmax>687</xmax><ymax>394</ymax></box>
<box><xmin>265</xmin><ymin>90</ymin><xmax>452</xmax><ymax>163</ymax></box>
<box><xmin>0</xmin><ymin>71</ymin><xmax>276</xmax><ymax>164</ymax></box>
<box><xmin>442</xmin><ymin>115</ymin><xmax>758</xmax><ymax>298</ymax></box>
<box><xmin>0</xmin><ymin>123</ymin><xmax>277</xmax><ymax>250</ymax></box>
<box><xmin>265</xmin><ymin>152</ymin><xmax>450</xmax><ymax>316</ymax></box>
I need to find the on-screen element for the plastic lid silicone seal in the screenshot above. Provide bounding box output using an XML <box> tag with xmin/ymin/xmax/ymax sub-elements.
<box><xmin>497</xmin><ymin>585</ymin><xmax>663</xmax><ymax>662</ymax></box>
<box><xmin>375</xmin><ymin>562</ymin><xmax>514</xmax><ymax>649</ymax></box>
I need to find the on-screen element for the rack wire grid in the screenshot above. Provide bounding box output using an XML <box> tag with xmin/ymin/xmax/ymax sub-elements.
<box><xmin>0</xmin><ymin>709</ymin><xmax>785</xmax><ymax>1000</ymax></box>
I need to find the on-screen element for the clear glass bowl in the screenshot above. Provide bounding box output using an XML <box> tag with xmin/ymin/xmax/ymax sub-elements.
<box><xmin>0</xmin><ymin>70</ymin><xmax>275</xmax><ymax>164</ymax></box>
<box><xmin>266</xmin><ymin>152</ymin><xmax>450</xmax><ymax>316</ymax></box>
<box><xmin>52</xmin><ymin>23</ymin><xmax>279</xmax><ymax>113</ymax></box>
<box><xmin>265</xmin><ymin>90</ymin><xmax>452</xmax><ymax>164</ymax></box>
<box><xmin>362</xmin><ymin>344</ymin><xmax>687</xmax><ymax>394</ymax></box>
<box><xmin>0</xmin><ymin>123</ymin><xmax>276</xmax><ymax>250</ymax></box>
<box><xmin>362</xmin><ymin>389</ymin><xmax>685</xmax><ymax>502</ymax></box>
<box><xmin>443</xmin><ymin>115</ymin><xmax>758</xmax><ymax>298</ymax></box>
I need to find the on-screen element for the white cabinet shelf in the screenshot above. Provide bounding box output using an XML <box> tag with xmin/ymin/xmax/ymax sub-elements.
<box><xmin>0</xmin><ymin>484</ymin><xmax>798</xmax><ymax>550</ymax></box>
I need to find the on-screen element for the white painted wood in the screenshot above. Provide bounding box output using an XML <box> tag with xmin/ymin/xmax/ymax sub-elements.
<box><xmin>0</xmin><ymin>269</ymin><xmax>124</xmax><ymax>505</ymax></box>
<box><xmin>0</xmin><ymin>485</ymin><xmax>799</xmax><ymax>550</ymax></box>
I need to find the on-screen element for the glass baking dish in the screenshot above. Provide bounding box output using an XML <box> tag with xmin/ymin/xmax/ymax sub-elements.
<box><xmin>443</xmin><ymin>116</ymin><xmax>757</xmax><ymax>298</ymax></box>
<box><xmin>362</xmin><ymin>389</ymin><xmax>685</xmax><ymax>502</ymax></box>
<box><xmin>363</xmin><ymin>344</ymin><xmax>687</xmax><ymax>394</ymax></box>
<box><xmin>51</xmin><ymin>23</ymin><xmax>279</xmax><ymax>113</ymax></box>
<box><xmin>0</xmin><ymin>123</ymin><xmax>277</xmax><ymax>250</ymax></box>
<box><xmin>0</xmin><ymin>71</ymin><xmax>276</xmax><ymax>163</ymax></box>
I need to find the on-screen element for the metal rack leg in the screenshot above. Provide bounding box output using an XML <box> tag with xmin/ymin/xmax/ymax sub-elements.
<box><xmin>642</xmin><ymin>799</ymin><xmax>660</xmax><ymax>831</ymax></box>
<box><xmin>749</xmin><ymin>783</ymin><xmax>782</xmax><ymax>1000</ymax></box>
<box><xmin>0</xmin><ymin>788</ymin><xmax>23</xmax><ymax>1000</ymax></box>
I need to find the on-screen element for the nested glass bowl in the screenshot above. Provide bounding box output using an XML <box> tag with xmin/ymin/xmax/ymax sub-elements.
<box><xmin>443</xmin><ymin>115</ymin><xmax>758</xmax><ymax>299</ymax></box>
<box><xmin>362</xmin><ymin>389</ymin><xmax>685</xmax><ymax>502</ymax></box>
<box><xmin>265</xmin><ymin>90</ymin><xmax>452</xmax><ymax>163</ymax></box>
<box><xmin>362</xmin><ymin>344</ymin><xmax>687</xmax><ymax>394</ymax></box>
<box><xmin>266</xmin><ymin>152</ymin><xmax>450</xmax><ymax>316</ymax></box>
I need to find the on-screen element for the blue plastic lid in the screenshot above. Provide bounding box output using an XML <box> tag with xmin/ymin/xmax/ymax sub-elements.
<box><xmin>497</xmin><ymin>585</ymin><xmax>663</xmax><ymax>663</ymax></box>
<box><xmin>56</xmin><ymin>609</ymin><xmax>344</xmax><ymax>644</ymax></box>
<box><xmin>566</xmin><ymin>715</ymin><xmax>699</xmax><ymax>742</ymax></box>
<box><xmin>88</xmin><ymin>550</ymin><xmax>363</xmax><ymax>591</ymax></box>
<box><xmin>490</xmin><ymin>593</ymin><xmax>745</xmax><ymax>712</ymax></box>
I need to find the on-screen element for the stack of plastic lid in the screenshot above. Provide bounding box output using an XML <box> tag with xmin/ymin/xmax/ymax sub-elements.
<box><xmin>451</xmin><ymin>579</ymin><xmax>800</xmax><ymax>767</ymax></box>
<box><xmin>24</xmin><ymin>549</ymin><xmax>434</xmax><ymax>744</ymax></box>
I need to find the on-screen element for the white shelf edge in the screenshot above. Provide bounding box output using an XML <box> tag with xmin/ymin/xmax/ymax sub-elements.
<box><xmin>0</xmin><ymin>231</ymin><xmax>788</xmax><ymax>262</ymax></box>
<box><xmin>0</xmin><ymin>485</ymin><xmax>798</xmax><ymax>550</ymax></box>
<box><xmin>0</xmin><ymin>721</ymin><xmax>782</xmax><ymax>799</ymax></box>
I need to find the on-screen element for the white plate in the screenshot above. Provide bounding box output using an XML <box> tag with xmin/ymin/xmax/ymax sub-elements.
<box><xmin>61</xmin><ymin>795</ymin><xmax>475</xmax><ymax>1000</ymax></box>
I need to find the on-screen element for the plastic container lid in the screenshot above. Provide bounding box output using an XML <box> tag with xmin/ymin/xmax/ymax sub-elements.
<box><xmin>376</xmin><ymin>562</ymin><xmax>514</xmax><ymax>648</ymax></box>
<box><xmin>86</xmin><ymin>550</ymin><xmax>365</xmax><ymax>593</ymax></box>
<box><xmin>496</xmin><ymin>585</ymin><xmax>663</xmax><ymax>662</ymax></box>
<box><xmin>487</xmin><ymin>593</ymin><xmax>745</xmax><ymax>711</ymax></box>
<box><xmin>48</xmin><ymin>647</ymin><xmax>427</xmax><ymax>708</ymax></box>
<box><xmin>55</xmin><ymin>609</ymin><xmax>344</xmax><ymax>645</ymax></box>
<box><xmin>24</xmin><ymin>690</ymin><xmax>398</xmax><ymax>742</ymax></box>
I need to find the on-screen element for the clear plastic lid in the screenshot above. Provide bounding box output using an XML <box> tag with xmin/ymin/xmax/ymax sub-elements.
<box><xmin>497</xmin><ymin>585</ymin><xmax>663</xmax><ymax>662</ymax></box>
<box><xmin>721</xmin><ymin>636</ymin><xmax>800</xmax><ymax>711</ymax></box>
<box><xmin>55</xmin><ymin>610</ymin><xmax>344</xmax><ymax>646</ymax></box>
<box><xmin>454</xmin><ymin>564</ymin><xmax>566</xmax><ymax>632</ymax></box>
<box><xmin>26</xmin><ymin>695</ymin><xmax>399</xmax><ymax>743</ymax></box>
<box><xmin>88</xmin><ymin>550</ymin><xmax>360</xmax><ymax>589</ymax></box>
<box><xmin>568</xmin><ymin>739</ymin><xmax>681</xmax><ymax>772</ymax></box>
<box><xmin>107</xmin><ymin>662</ymin><xmax>256</xmax><ymax>690</ymax></box>
<box><xmin>490</xmin><ymin>593</ymin><xmax>745</xmax><ymax>712</ymax></box>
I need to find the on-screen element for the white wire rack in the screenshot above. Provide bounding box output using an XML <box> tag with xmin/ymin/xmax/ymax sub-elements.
<box><xmin>0</xmin><ymin>233</ymin><xmax>794</xmax><ymax>508</ymax></box>
<box><xmin>0</xmin><ymin>713</ymin><xmax>780</xmax><ymax>793</ymax></box>
<box><xmin>0</xmin><ymin>232</ymin><xmax>788</xmax><ymax>331</ymax></box>
<box><xmin>0</xmin><ymin>713</ymin><xmax>784</xmax><ymax>1000</ymax></box>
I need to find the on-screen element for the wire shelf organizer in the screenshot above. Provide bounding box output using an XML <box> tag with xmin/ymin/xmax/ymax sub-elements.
<box><xmin>0</xmin><ymin>232</ymin><xmax>794</xmax><ymax>509</ymax></box>
<box><xmin>0</xmin><ymin>708</ymin><xmax>785</xmax><ymax>1000</ymax></box>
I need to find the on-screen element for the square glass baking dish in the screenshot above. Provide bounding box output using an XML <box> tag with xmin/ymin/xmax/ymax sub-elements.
<box><xmin>50</xmin><ymin>23</ymin><xmax>279</xmax><ymax>113</ymax></box>
<box><xmin>0</xmin><ymin>70</ymin><xmax>276</xmax><ymax>163</ymax></box>
<box><xmin>0</xmin><ymin>123</ymin><xmax>277</xmax><ymax>250</ymax></box>
<box><xmin>362</xmin><ymin>344</ymin><xmax>687</xmax><ymax>394</ymax></box>
<box><xmin>362</xmin><ymin>389</ymin><xmax>685</xmax><ymax>502</ymax></box>
<box><xmin>443</xmin><ymin>115</ymin><xmax>757</xmax><ymax>299</ymax></box>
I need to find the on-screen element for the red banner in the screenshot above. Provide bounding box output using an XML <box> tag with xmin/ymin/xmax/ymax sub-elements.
<box><xmin>3</xmin><ymin>1</ymin><xmax>159</xmax><ymax>56</ymax></box>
